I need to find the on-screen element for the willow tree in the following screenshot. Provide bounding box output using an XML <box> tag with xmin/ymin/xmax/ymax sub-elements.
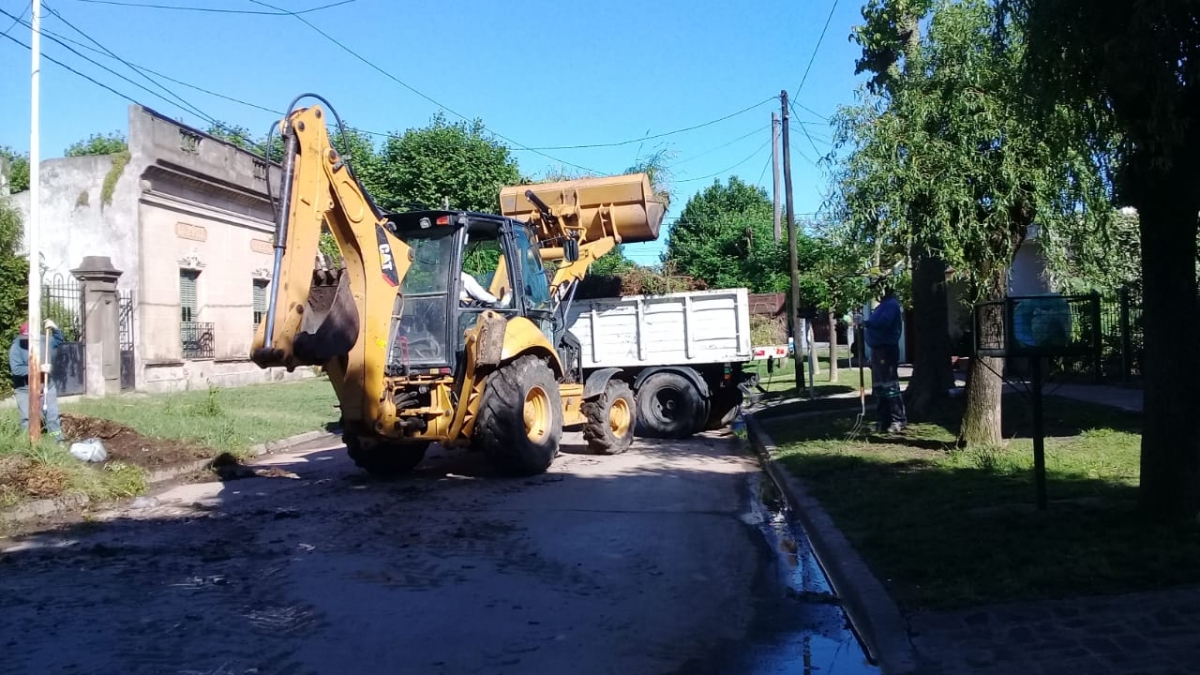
<box><xmin>1005</xmin><ymin>0</ymin><xmax>1200</xmax><ymax>517</ymax></box>
<box><xmin>840</xmin><ymin>0</ymin><xmax>957</xmax><ymax>416</ymax></box>
<box><xmin>836</xmin><ymin>0</ymin><xmax>1109</xmax><ymax>445</ymax></box>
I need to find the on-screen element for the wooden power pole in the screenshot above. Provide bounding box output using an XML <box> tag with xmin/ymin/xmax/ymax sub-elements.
<box><xmin>771</xmin><ymin>112</ymin><xmax>782</xmax><ymax>243</ymax></box>
<box><xmin>781</xmin><ymin>90</ymin><xmax>804</xmax><ymax>392</ymax></box>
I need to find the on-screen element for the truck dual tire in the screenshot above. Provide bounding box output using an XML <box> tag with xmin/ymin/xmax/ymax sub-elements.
<box><xmin>346</xmin><ymin>435</ymin><xmax>428</xmax><ymax>477</ymax></box>
<box><xmin>473</xmin><ymin>354</ymin><xmax>563</xmax><ymax>476</ymax></box>
<box><xmin>634</xmin><ymin>371</ymin><xmax>706</xmax><ymax>439</ymax></box>
<box><xmin>583</xmin><ymin>379</ymin><xmax>636</xmax><ymax>455</ymax></box>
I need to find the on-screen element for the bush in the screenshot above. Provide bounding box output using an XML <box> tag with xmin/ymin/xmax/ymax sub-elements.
<box><xmin>0</xmin><ymin>198</ymin><xmax>30</xmax><ymax>397</ymax></box>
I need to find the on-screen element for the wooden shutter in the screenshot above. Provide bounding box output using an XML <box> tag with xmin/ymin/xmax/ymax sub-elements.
<box><xmin>180</xmin><ymin>271</ymin><xmax>198</xmax><ymax>322</ymax></box>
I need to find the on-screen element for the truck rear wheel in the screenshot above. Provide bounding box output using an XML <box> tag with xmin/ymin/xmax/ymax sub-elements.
<box><xmin>474</xmin><ymin>354</ymin><xmax>562</xmax><ymax>476</ymax></box>
<box><xmin>583</xmin><ymin>379</ymin><xmax>635</xmax><ymax>455</ymax></box>
<box><xmin>635</xmin><ymin>371</ymin><xmax>705</xmax><ymax>439</ymax></box>
<box><xmin>346</xmin><ymin>435</ymin><xmax>428</xmax><ymax>477</ymax></box>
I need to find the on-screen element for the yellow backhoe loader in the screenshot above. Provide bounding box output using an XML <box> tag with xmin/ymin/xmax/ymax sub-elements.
<box><xmin>250</xmin><ymin>94</ymin><xmax>666</xmax><ymax>477</ymax></box>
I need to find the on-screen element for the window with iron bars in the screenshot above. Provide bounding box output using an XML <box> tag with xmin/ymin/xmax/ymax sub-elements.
<box><xmin>253</xmin><ymin>279</ymin><xmax>268</xmax><ymax>331</ymax></box>
<box><xmin>180</xmin><ymin>269</ymin><xmax>213</xmax><ymax>359</ymax></box>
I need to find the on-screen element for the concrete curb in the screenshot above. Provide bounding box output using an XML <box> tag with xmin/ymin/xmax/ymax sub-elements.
<box><xmin>746</xmin><ymin>413</ymin><xmax>918</xmax><ymax>675</ymax></box>
<box><xmin>1</xmin><ymin>427</ymin><xmax>342</xmax><ymax>526</ymax></box>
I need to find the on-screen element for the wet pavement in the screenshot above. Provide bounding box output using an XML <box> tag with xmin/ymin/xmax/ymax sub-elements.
<box><xmin>0</xmin><ymin>431</ymin><xmax>875</xmax><ymax>674</ymax></box>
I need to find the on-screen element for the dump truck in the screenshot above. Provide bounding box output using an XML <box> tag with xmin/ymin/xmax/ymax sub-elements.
<box><xmin>250</xmin><ymin>94</ymin><xmax>666</xmax><ymax>477</ymax></box>
<box><xmin>564</xmin><ymin>287</ymin><xmax>757</xmax><ymax>438</ymax></box>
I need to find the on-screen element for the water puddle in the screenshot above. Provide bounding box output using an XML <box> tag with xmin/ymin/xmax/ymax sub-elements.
<box><xmin>727</xmin><ymin>470</ymin><xmax>881</xmax><ymax>674</ymax></box>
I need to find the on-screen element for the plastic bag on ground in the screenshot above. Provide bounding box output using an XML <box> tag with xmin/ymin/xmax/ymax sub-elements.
<box><xmin>70</xmin><ymin>438</ymin><xmax>108</xmax><ymax>463</ymax></box>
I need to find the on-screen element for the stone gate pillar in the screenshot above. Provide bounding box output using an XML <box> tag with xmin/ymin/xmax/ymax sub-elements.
<box><xmin>72</xmin><ymin>256</ymin><xmax>123</xmax><ymax>396</ymax></box>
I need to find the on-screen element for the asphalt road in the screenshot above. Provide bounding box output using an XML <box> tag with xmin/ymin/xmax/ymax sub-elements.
<box><xmin>0</xmin><ymin>431</ymin><xmax>875</xmax><ymax>675</ymax></box>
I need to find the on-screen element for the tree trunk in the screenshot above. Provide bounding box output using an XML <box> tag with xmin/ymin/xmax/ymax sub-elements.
<box><xmin>959</xmin><ymin>355</ymin><xmax>1003</xmax><ymax>447</ymax></box>
<box><xmin>904</xmin><ymin>250</ymin><xmax>955</xmax><ymax>416</ymax></box>
<box><xmin>1135</xmin><ymin>165</ymin><xmax>1200</xmax><ymax>519</ymax></box>
<box><xmin>828</xmin><ymin>311</ymin><xmax>839</xmax><ymax>383</ymax></box>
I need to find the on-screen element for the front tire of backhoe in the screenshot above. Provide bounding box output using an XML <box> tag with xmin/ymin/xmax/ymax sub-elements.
<box><xmin>474</xmin><ymin>354</ymin><xmax>562</xmax><ymax>476</ymax></box>
<box><xmin>346</xmin><ymin>435</ymin><xmax>428</xmax><ymax>478</ymax></box>
<box><xmin>583</xmin><ymin>379</ymin><xmax>635</xmax><ymax>455</ymax></box>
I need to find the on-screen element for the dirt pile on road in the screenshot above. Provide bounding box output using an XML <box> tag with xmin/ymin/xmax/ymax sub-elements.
<box><xmin>60</xmin><ymin>414</ymin><xmax>213</xmax><ymax>469</ymax></box>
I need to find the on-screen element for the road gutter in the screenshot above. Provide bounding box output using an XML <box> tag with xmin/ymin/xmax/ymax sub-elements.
<box><xmin>745</xmin><ymin>413</ymin><xmax>918</xmax><ymax>675</ymax></box>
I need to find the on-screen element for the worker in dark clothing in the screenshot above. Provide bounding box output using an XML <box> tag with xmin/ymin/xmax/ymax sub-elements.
<box><xmin>863</xmin><ymin>287</ymin><xmax>907</xmax><ymax>433</ymax></box>
<box><xmin>9</xmin><ymin>319</ymin><xmax>65</xmax><ymax>442</ymax></box>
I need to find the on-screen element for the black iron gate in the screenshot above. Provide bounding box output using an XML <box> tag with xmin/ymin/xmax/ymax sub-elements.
<box><xmin>119</xmin><ymin>290</ymin><xmax>135</xmax><ymax>391</ymax></box>
<box><xmin>42</xmin><ymin>274</ymin><xmax>86</xmax><ymax>396</ymax></box>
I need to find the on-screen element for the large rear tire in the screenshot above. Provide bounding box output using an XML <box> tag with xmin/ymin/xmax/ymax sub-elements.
<box><xmin>474</xmin><ymin>354</ymin><xmax>563</xmax><ymax>476</ymax></box>
<box><xmin>346</xmin><ymin>434</ymin><xmax>428</xmax><ymax>477</ymax></box>
<box><xmin>583</xmin><ymin>379</ymin><xmax>636</xmax><ymax>455</ymax></box>
<box><xmin>635</xmin><ymin>371</ymin><xmax>705</xmax><ymax>439</ymax></box>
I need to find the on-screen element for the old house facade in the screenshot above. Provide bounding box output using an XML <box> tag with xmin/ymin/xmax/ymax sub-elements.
<box><xmin>13</xmin><ymin>105</ymin><xmax>313</xmax><ymax>394</ymax></box>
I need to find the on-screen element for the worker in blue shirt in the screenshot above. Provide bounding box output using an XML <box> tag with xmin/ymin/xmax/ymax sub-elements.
<box><xmin>862</xmin><ymin>286</ymin><xmax>907</xmax><ymax>433</ymax></box>
<box><xmin>9</xmin><ymin>318</ymin><xmax>65</xmax><ymax>442</ymax></box>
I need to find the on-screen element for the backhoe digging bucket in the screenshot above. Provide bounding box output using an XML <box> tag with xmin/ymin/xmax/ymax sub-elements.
<box><xmin>498</xmin><ymin>173</ymin><xmax>665</xmax><ymax>245</ymax></box>
<box><xmin>293</xmin><ymin>268</ymin><xmax>361</xmax><ymax>365</ymax></box>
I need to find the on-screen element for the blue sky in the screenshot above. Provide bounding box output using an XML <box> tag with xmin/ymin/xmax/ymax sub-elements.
<box><xmin>0</xmin><ymin>0</ymin><xmax>868</xmax><ymax>264</ymax></box>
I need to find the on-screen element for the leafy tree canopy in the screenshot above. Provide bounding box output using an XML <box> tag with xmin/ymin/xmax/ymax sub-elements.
<box><xmin>1</xmin><ymin>147</ymin><xmax>31</xmax><ymax>193</ymax></box>
<box><xmin>64</xmin><ymin>131</ymin><xmax>127</xmax><ymax>157</ymax></box>
<box><xmin>663</xmin><ymin>176</ymin><xmax>789</xmax><ymax>293</ymax></box>
<box><xmin>373</xmin><ymin>112</ymin><xmax>520</xmax><ymax>214</ymax></box>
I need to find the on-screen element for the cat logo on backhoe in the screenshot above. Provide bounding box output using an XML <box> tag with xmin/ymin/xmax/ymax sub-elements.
<box><xmin>376</xmin><ymin>225</ymin><xmax>399</xmax><ymax>287</ymax></box>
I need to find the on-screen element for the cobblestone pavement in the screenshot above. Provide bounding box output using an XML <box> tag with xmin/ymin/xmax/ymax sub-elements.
<box><xmin>908</xmin><ymin>587</ymin><xmax>1200</xmax><ymax>674</ymax></box>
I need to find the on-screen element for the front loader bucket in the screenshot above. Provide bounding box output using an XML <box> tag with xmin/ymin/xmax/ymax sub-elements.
<box><xmin>499</xmin><ymin>173</ymin><xmax>666</xmax><ymax>245</ymax></box>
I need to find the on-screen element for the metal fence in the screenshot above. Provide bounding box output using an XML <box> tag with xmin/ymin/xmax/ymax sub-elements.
<box><xmin>42</xmin><ymin>274</ymin><xmax>83</xmax><ymax>342</ymax></box>
<box><xmin>181</xmin><ymin>321</ymin><xmax>214</xmax><ymax>360</ymax></box>
<box><xmin>1050</xmin><ymin>286</ymin><xmax>1144</xmax><ymax>384</ymax></box>
<box><xmin>41</xmin><ymin>274</ymin><xmax>86</xmax><ymax>396</ymax></box>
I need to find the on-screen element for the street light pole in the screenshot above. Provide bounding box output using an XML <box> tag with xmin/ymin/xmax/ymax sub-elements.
<box><xmin>28</xmin><ymin>0</ymin><xmax>44</xmax><ymax>443</ymax></box>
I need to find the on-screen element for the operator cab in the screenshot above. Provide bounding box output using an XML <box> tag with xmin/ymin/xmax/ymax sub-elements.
<box><xmin>383</xmin><ymin>210</ymin><xmax>556</xmax><ymax>377</ymax></box>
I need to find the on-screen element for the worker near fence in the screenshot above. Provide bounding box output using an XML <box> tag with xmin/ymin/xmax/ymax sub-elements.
<box><xmin>863</xmin><ymin>287</ymin><xmax>907</xmax><ymax>434</ymax></box>
<box><xmin>9</xmin><ymin>319</ymin><xmax>65</xmax><ymax>443</ymax></box>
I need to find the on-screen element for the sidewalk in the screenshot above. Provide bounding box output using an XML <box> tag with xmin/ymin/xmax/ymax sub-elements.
<box><xmin>1043</xmin><ymin>383</ymin><xmax>1142</xmax><ymax>412</ymax></box>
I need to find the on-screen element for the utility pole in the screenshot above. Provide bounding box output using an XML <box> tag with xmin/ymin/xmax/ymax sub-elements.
<box><xmin>27</xmin><ymin>0</ymin><xmax>43</xmax><ymax>443</ymax></box>
<box><xmin>782</xmin><ymin>90</ymin><xmax>804</xmax><ymax>392</ymax></box>
<box><xmin>771</xmin><ymin>112</ymin><xmax>781</xmax><ymax>243</ymax></box>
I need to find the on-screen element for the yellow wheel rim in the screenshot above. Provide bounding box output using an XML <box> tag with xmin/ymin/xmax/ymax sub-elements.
<box><xmin>524</xmin><ymin>385</ymin><xmax>550</xmax><ymax>442</ymax></box>
<box><xmin>609</xmin><ymin>396</ymin><xmax>631</xmax><ymax>437</ymax></box>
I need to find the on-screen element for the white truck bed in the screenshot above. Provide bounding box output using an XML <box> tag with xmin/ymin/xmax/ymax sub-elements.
<box><xmin>564</xmin><ymin>288</ymin><xmax>753</xmax><ymax>370</ymax></box>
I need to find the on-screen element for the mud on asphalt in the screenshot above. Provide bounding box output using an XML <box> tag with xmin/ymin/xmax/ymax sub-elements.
<box><xmin>0</xmin><ymin>431</ymin><xmax>873</xmax><ymax>674</ymax></box>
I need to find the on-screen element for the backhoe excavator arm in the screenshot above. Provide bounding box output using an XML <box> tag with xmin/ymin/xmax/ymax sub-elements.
<box><xmin>251</xmin><ymin>98</ymin><xmax>412</xmax><ymax>431</ymax></box>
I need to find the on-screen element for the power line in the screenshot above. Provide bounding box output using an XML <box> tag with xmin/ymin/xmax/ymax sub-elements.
<box><xmin>793</xmin><ymin>101</ymin><xmax>830</xmax><ymax>121</ymax></box>
<box><xmin>671</xmin><ymin>125</ymin><xmax>765</xmax><ymax>166</ymax></box>
<box><xmin>4</xmin><ymin>1</ymin><xmax>30</xmax><ymax>36</ymax></box>
<box><xmin>0</xmin><ymin>5</ymin><xmax>220</xmax><ymax>127</ymax></box>
<box><xmin>22</xmin><ymin>21</ymin><xmax>298</xmax><ymax>117</ymax></box>
<box><xmin>43</xmin><ymin>2</ymin><xmax>214</xmax><ymax>124</ymax></box>
<box><xmin>755</xmin><ymin>152</ymin><xmax>773</xmax><ymax>189</ymax></box>
<box><xmin>62</xmin><ymin>0</ymin><xmax>357</xmax><ymax>15</ymax></box>
<box><xmin>675</xmin><ymin>139</ymin><xmax>773</xmax><ymax>183</ymax></box>
<box><xmin>0</xmin><ymin>30</ymin><xmax>145</xmax><ymax>112</ymax></box>
<box><xmin>793</xmin><ymin>0</ymin><xmax>840</xmax><ymax>99</ymax></box>
<box><xmin>787</xmin><ymin>104</ymin><xmax>825</xmax><ymax>162</ymax></box>
<box><xmin>248</xmin><ymin>0</ymin><xmax>604</xmax><ymax>175</ymax></box>
<box><xmin>523</xmin><ymin>97</ymin><xmax>776</xmax><ymax>150</ymax></box>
